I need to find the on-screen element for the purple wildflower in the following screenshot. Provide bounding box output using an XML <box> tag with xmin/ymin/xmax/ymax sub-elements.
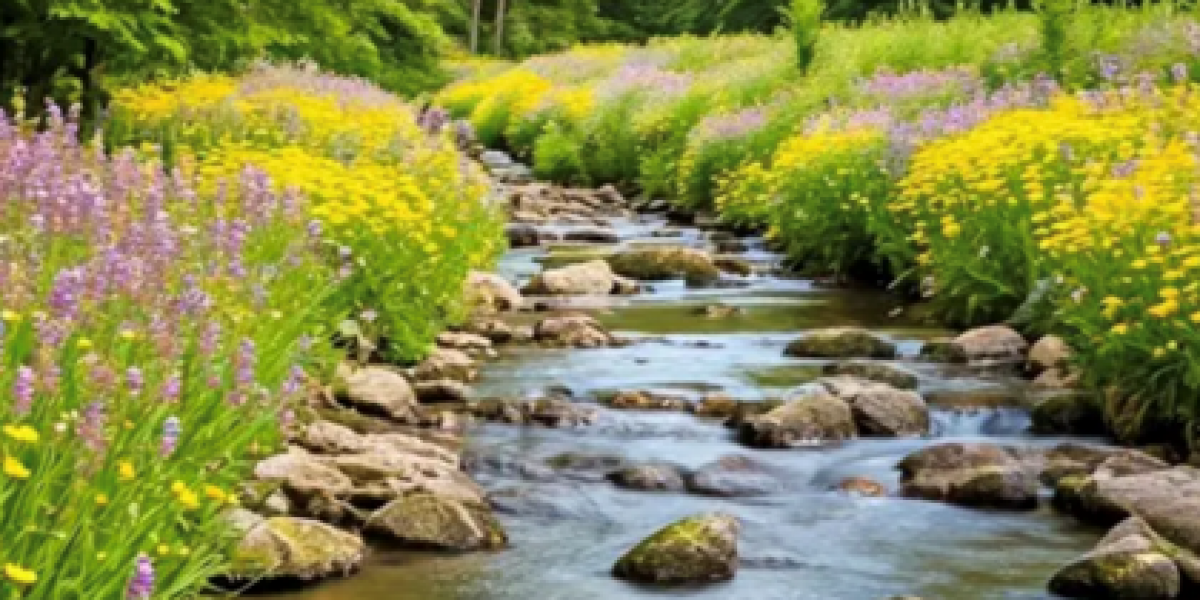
<box><xmin>13</xmin><ymin>366</ymin><xmax>34</xmax><ymax>415</ymax></box>
<box><xmin>160</xmin><ymin>416</ymin><xmax>181</xmax><ymax>457</ymax></box>
<box><xmin>127</xmin><ymin>554</ymin><xmax>154</xmax><ymax>599</ymax></box>
<box><xmin>78</xmin><ymin>401</ymin><xmax>107</xmax><ymax>451</ymax></box>
<box><xmin>126</xmin><ymin>367</ymin><xmax>144</xmax><ymax>396</ymax></box>
<box><xmin>1156</xmin><ymin>231</ymin><xmax>1172</xmax><ymax>247</ymax></box>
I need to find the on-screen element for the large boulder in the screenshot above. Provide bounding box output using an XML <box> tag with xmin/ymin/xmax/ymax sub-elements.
<box><xmin>466</xmin><ymin>271</ymin><xmax>523</xmax><ymax>313</ymax></box>
<box><xmin>524</xmin><ymin>260</ymin><xmax>619</xmax><ymax>296</ymax></box>
<box><xmin>533</xmin><ymin>314</ymin><xmax>614</xmax><ymax>348</ymax></box>
<box><xmin>784</xmin><ymin>328</ymin><xmax>896</xmax><ymax>359</ymax></box>
<box><xmin>255</xmin><ymin>451</ymin><xmax>354</xmax><ymax>499</ymax></box>
<box><xmin>822</xmin><ymin>361</ymin><xmax>919</xmax><ymax>390</ymax></box>
<box><xmin>1049</xmin><ymin>517</ymin><xmax>1180</xmax><ymax>600</ymax></box>
<box><xmin>607</xmin><ymin>247</ymin><xmax>721</xmax><ymax>285</ymax></box>
<box><xmin>412</xmin><ymin>348</ymin><xmax>477</xmax><ymax>383</ymax></box>
<box><xmin>949</xmin><ymin>325</ymin><xmax>1029</xmax><ymax>367</ymax></box>
<box><xmin>818</xmin><ymin>376</ymin><xmax>929</xmax><ymax>437</ymax></box>
<box><xmin>897</xmin><ymin>443</ymin><xmax>1039</xmax><ymax>510</ymax></box>
<box><xmin>338</xmin><ymin>366</ymin><xmax>419</xmax><ymax>422</ymax></box>
<box><xmin>299</xmin><ymin>421</ymin><xmax>368</xmax><ymax>455</ymax></box>
<box><xmin>230</xmin><ymin>514</ymin><xmax>365</xmax><ymax>581</ymax></box>
<box><xmin>1055</xmin><ymin>466</ymin><xmax>1200</xmax><ymax>527</ymax></box>
<box><xmin>612</xmin><ymin>513</ymin><xmax>739</xmax><ymax>584</ymax></box>
<box><xmin>686</xmin><ymin>455</ymin><xmax>782</xmax><ymax>497</ymax></box>
<box><xmin>366</xmin><ymin>492</ymin><xmax>508</xmax><ymax>551</ymax></box>
<box><xmin>608</xmin><ymin>463</ymin><xmax>688</xmax><ymax>492</ymax></box>
<box><xmin>738</xmin><ymin>387</ymin><xmax>856</xmax><ymax>448</ymax></box>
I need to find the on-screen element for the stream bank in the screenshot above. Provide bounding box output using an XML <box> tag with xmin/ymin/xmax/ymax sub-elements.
<box><xmin>238</xmin><ymin>151</ymin><xmax>1200</xmax><ymax>599</ymax></box>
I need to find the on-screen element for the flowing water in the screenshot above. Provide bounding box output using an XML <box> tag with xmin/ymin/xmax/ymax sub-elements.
<box><xmin>268</xmin><ymin>215</ymin><xmax>1104</xmax><ymax>600</ymax></box>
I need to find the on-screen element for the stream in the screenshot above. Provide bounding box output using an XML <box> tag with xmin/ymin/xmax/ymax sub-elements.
<box><xmin>266</xmin><ymin>212</ymin><xmax>1104</xmax><ymax>599</ymax></box>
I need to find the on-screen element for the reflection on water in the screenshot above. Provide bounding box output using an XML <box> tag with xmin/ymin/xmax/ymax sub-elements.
<box><xmin>267</xmin><ymin>217</ymin><xmax>1096</xmax><ymax>600</ymax></box>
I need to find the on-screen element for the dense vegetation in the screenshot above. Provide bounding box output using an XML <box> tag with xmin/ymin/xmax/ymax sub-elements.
<box><xmin>437</xmin><ymin>4</ymin><xmax>1200</xmax><ymax>447</ymax></box>
<box><xmin>0</xmin><ymin>64</ymin><xmax>502</xmax><ymax>596</ymax></box>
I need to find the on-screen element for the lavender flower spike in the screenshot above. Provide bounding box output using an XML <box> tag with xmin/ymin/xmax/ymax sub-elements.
<box><xmin>13</xmin><ymin>366</ymin><xmax>34</xmax><ymax>415</ymax></box>
<box><xmin>127</xmin><ymin>554</ymin><xmax>154</xmax><ymax>599</ymax></box>
<box><xmin>160</xmin><ymin>417</ymin><xmax>181</xmax><ymax>457</ymax></box>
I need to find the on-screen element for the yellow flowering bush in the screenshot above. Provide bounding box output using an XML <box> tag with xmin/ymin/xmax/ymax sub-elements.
<box><xmin>890</xmin><ymin>83</ymin><xmax>1200</xmax><ymax>439</ymax></box>
<box><xmin>439</xmin><ymin>69</ymin><xmax>551</xmax><ymax>146</ymax></box>
<box><xmin>110</xmin><ymin>64</ymin><xmax>505</xmax><ymax>362</ymax></box>
<box><xmin>718</xmin><ymin>126</ymin><xmax>893</xmax><ymax>276</ymax></box>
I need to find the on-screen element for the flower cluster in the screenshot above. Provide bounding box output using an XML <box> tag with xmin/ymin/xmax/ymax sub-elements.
<box><xmin>0</xmin><ymin>101</ymin><xmax>327</xmax><ymax>598</ymax></box>
<box><xmin>111</xmin><ymin>64</ymin><xmax>505</xmax><ymax>361</ymax></box>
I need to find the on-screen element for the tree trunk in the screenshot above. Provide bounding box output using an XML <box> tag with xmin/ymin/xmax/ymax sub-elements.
<box><xmin>469</xmin><ymin>0</ymin><xmax>482</xmax><ymax>53</ymax></box>
<box><xmin>493</xmin><ymin>0</ymin><xmax>507</xmax><ymax>56</ymax></box>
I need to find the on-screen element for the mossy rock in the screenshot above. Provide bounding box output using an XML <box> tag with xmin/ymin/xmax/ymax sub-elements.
<box><xmin>784</xmin><ymin>328</ymin><xmax>896</xmax><ymax>359</ymax></box>
<box><xmin>366</xmin><ymin>492</ymin><xmax>508</xmax><ymax>551</ymax></box>
<box><xmin>606</xmin><ymin>247</ymin><xmax>721</xmax><ymax>285</ymax></box>
<box><xmin>822</xmin><ymin>361</ymin><xmax>920</xmax><ymax>390</ymax></box>
<box><xmin>230</xmin><ymin>515</ymin><xmax>364</xmax><ymax>582</ymax></box>
<box><xmin>612</xmin><ymin>513</ymin><xmax>739</xmax><ymax>584</ymax></box>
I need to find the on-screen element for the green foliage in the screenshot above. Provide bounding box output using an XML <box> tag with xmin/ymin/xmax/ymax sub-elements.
<box><xmin>1037</xmin><ymin>0</ymin><xmax>1078</xmax><ymax>78</ymax></box>
<box><xmin>0</xmin><ymin>0</ymin><xmax>455</xmax><ymax>121</ymax></box>
<box><xmin>792</xmin><ymin>0</ymin><xmax>825</xmax><ymax>72</ymax></box>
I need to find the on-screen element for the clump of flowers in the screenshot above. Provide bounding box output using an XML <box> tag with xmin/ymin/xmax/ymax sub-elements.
<box><xmin>0</xmin><ymin>101</ymin><xmax>337</xmax><ymax>597</ymax></box>
<box><xmin>110</xmin><ymin>64</ymin><xmax>505</xmax><ymax>361</ymax></box>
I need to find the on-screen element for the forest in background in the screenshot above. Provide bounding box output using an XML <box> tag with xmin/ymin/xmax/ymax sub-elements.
<box><xmin>1</xmin><ymin>0</ymin><xmax>1046</xmax><ymax>116</ymax></box>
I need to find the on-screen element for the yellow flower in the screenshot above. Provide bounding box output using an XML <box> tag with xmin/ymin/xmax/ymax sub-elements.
<box><xmin>119</xmin><ymin>329</ymin><xmax>138</xmax><ymax>341</ymax></box>
<box><xmin>1111</xmin><ymin>323</ymin><xmax>1130</xmax><ymax>335</ymax></box>
<box><xmin>118</xmin><ymin>460</ymin><xmax>135</xmax><ymax>481</ymax></box>
<box><xmin>4</xmin><ymin>563</ymin><xmax>36</xmax><ymax>585</ymax></box>
<box><xmin>76</xmin><ymin>338</ymin><xmax>93</xmax><ymax>350</ymax></box>
<box><xmin>177</xmin><ymin>488</ymin><xmax>199</xmax><ymax>510</ymax></box>
<box><xmin>95</xmin><ymin>493</ymin><xmax>108</xmax><ymax>506</ymax></box>
<box><xmin>157</xmin><ymin>544</ymin><xmax>171</xmax><ymax>557</ymax></box>
<box><xmin>1</xmin><ymin>310</ymin><xmax>20</xmax><ymax>322</ymax></box>
<box><xmin>4</xmin><ymin>456</ymin><xmax>30</xmax><ymax>479</ymax></box>
<box><xmin>3</xmin><ymin>425</ymin><xmax>38</xmax><ymax>443</ymax></box>
<box><xmin>204</xmin><ymin>485</ymin><xmax>228</xmax><ymax>503</ymax></box>
<box><xmin>177</xmin><ymin>546</ymin><xmax>191</xmax><ymax>557</ymax></box>
<box><xmin>96</xmin><ymin>552</ymin><xmax>108</xmax><ymax>562</ymax></box>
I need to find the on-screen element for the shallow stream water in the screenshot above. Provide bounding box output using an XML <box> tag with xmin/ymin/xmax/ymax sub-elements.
<box><xmin>267</xmin><ymin>215</ymin><xmax>1103</xmax><ymax>600</ymax></box>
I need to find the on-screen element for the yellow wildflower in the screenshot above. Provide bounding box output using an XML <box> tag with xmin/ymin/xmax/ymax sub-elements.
<box><xmin>3</xmin><ymin>425</ymin><xmax>38</xmax><ymax>443</ymax></box>
<box><xmin>4</xmin><ymin>456</ymin><xmax>30</xmax><ymax>479</ymax></box>
<box><xmin>118</xmin><ymin>460</ymin><xmax>136</xmax><ymax>481</ymax></box>
<box><xmin>4</xmin><ymin>564</ymin><xmax>35</xmax><ymax>585</ymax></box>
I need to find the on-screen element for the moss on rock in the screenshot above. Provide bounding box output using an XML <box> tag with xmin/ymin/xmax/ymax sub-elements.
<box><xmin>612</xmin><ymin>512</ymin><xmax>739</xmax><ymax>584</ymax></box>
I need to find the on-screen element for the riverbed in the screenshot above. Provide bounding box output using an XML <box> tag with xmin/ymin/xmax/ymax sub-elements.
<box><xmin>266</xmin><ymin>213</ymin><xmax>1103</xmax><ymax>600</ymax></box>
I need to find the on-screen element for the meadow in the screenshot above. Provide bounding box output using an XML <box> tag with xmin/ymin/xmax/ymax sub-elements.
<box><xmin>0</xmin><ymin>64</ymin><xmax>502</xmax><ymax>597</ymax></box>
<box><xmin>437</xmin><ymin>4</ymin><xmax>1200</xmax><ymax>446</ymax></box>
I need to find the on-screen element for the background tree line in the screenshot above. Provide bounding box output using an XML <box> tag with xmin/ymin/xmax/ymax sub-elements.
<box><xmin>0</xmin><ymin>0</ymin><xmax>1107</xmax><ymax>117</ymax></box>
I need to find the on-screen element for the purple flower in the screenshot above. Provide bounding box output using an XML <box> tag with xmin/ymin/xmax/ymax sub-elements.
<box><xmin>1156</xmin><ymin>231</ymin><xmax>1172</xmax><ymax>247</ymax></box>
<box><xmin>13</xmin><ymin>366</ymin><xmax>34</xmax><ymax>415</ymax></box>
<box><xmin>1172</xmin><ymin>63</ymin><xmax>1190</xmax><ymax>84</ymax></box>
<box><xmin>162</xmin><ymin>372</ymin><xmax>181</xmax><ymax>404</ymax></box>
<box><xmin>126</xmin><ymin>367</ymin><xmax>144</xmax><ymax>396</ymax></box>
<box><xmin>127</xmin><ymin>554</ymin><xmax>154</xmax><ymax>599</ymax></box>
<box><xmin>78</xmin><ymin>401</ymin><xmax>107</xmax><ymax>451</ymax></box>
<box><xmin>236</xmin><ymin>339</ymin><xmax>256</xmax><ymax>387</ymax></box>
<box><xmin>160</xmin><ymin>416</ymin><xmax>181</xmax><ymax>457</ymax></box>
